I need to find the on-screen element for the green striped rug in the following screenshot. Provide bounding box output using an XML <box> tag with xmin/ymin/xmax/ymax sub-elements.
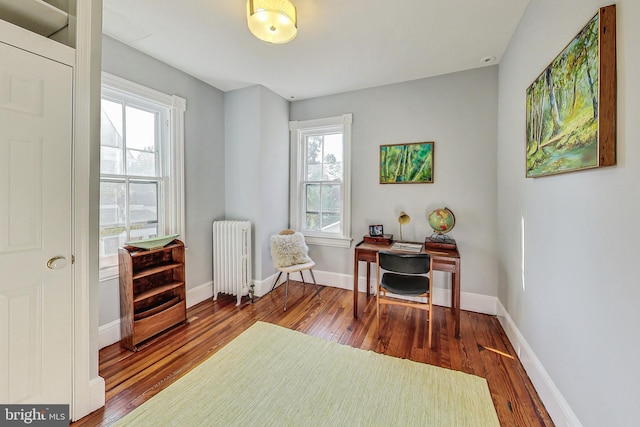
<box><xmin>116</xmin><ymin>321</ymin><xmax>499</xmax><ymax>426</ymax></box>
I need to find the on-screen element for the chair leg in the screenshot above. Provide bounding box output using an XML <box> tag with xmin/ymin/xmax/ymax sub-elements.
<box><xmin>428</xmin><ymin>270</ymin><xmax>433</xmax><ymax>349</ymax></box>
<box><xmin>270</xmin><ymin>271</ymin><xmax>283</xmax><ymax>292</ymax></box>
<box><xmin>428</xmin><ymin>295</ymin><xmax>433</xmax><ymax>349</ymax></box>
<box><xmin>376</xmin><ymin>286</ymin><xmax>380</xmax><ymax>333</ymax></box>
<box><xmin>382</xmin><ymin>289</ymin><xmax>387</xmax><ymax>314</ymax></box>
<box><xmin>308</xmin><ymin>269</ymin><xmax>321</xmax><ymax>299</ymax></box>
<box><xmin>300</xmin><ymin>271</ymin><xmax>307</xmax><ymax>286</ymax></box>
<box><xmin>284</xmin><ymin>273</ymin><xmax>290</xmax><ymax>311</ymax></box>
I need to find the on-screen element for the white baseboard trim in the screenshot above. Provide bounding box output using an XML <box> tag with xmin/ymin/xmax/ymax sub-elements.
<box><xmin>311</xmin><ymin>270</ymin><xmax>499</xmax><ymax>315</ymax></box>
<box><xmin>496</xmin><ymin>300</ymin><xmax>582</xmax><ymax>427</ymax></box>
<box><xmin>98</xmin><ymin>282</ymin><xmax>216</xmax><ymax>349</ymax></box>
<box><xmin>98</xmin><ymin>319</ymin><xmax>121</xmax><ymax>349</ymax></box>
<box><xmin>253</xmin><ymin>269</ymin><xmax>498</xmax><ymax>315</ymax></box>
<box><xmin>187</xmin><ymin>280</ymin><xmax>213</xmax><ymax>307</ymax></box>
<box><xmin>89</xmin><ymin>376</ymin><xmax>106</xmax><ymax>413</ymax></box>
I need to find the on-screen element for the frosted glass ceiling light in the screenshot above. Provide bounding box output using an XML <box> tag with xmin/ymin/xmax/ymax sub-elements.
<box><xmin>247</xmin><ymin>0</ymin><xmax>297</xmax><ymax>44</ymax></box>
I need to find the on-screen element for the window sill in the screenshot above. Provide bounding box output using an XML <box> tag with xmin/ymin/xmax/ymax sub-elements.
<box><xmin>99</xmin><ymin>265</ymin><xmax>119</xmax><ymax>282</ymax></box>
<box><xmin>304</xmin><ymin>235</ymin><xmax>353</xmax><ymax>248</ymax></box>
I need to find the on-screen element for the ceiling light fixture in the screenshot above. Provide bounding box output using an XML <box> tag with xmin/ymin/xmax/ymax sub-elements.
<box><xmin>247</xmin><ymin>0</ymin><xmax>297</xmax><ymax>44</ymax></box>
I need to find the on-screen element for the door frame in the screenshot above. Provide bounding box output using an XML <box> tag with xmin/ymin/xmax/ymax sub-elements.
<box><xmin>73</xmin><ymin>0</ymin><xmax>105</xmax><ymax>421</ymax></box>
<box><xmin>0</xmin><ymin>0</ymin><xmax>105</xmax><ymax>421</ymax></box>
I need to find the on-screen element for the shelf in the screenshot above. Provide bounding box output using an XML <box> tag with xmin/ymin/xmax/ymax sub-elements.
<box><xmin>133</xmin><ymin>281</ymin><xmax>184</xmax><ymax>304</ymax></box>
<box><xmin>119</xmin><ymin>239</ymin><xmax>186</xmax><ymax>351</ymax></box>
<box><xmin>0</xmin><ymin>0</ymin><xmax>68</xmax><ymax>37</ymax></box>
<box><xmin>127</xmin><ymin>242</ymin><xmax>182</xmax><ymax>258</ymax></box>
<box><xmin>132</xmin><ymin>262</ymin><xmax>183</xmax><ymax>280</ymax></box>
<box><xmin>134</xmin><ymin>296</ymin><xmax>180</xmax><ymax>321</ymax></box>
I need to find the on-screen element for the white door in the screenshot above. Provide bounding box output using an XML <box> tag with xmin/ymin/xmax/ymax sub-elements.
<box><xmin>0</xmin><ymin>41</ymin><xmax>73</xmax><ymax>404</ymax></box>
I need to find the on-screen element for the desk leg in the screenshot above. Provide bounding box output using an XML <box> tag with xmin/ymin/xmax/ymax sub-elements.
<box><xmin>353</xmin><ymin>256</ymin><xmax>359</xmax><ymax>318</ymax></box>
<box><xmin>452</xmin><ymin>266</ymin><xmax>461</xmax><ymax>338</ymax></box>
<box><xmin>366</xmin><ymin>262</ymin><xmax>371</xmax><ymax>297</ymax></box>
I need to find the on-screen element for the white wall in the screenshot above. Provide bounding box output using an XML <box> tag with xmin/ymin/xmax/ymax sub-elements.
<box><xmin>100</xmin><ymin>35</ymin><xmax>225</xmax><ymax>325</ymax></box>
<box><xmin>291</xmin><ymin>67</ymin><xmax>499</xmax><ymax>299</ymax></box>
<box><xmin>224</xmin><ymin>85</ymin><xmax>290</xmax><ymax>280</ymax></box>
<box><xmin>497</xmin><ymin>0</ymin><xmax>640</xmax><ymax>425</ymax></box>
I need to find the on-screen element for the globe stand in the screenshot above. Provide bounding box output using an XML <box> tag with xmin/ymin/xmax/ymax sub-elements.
<box><xmin>425</xmin><ymin>233</ymin><xmax>457</xmax><ymax>250</ymax></box>
<box><xmin>428</xmin><ymin>232</ymin><xmax>455</xmax><ymax>243</ymax></box>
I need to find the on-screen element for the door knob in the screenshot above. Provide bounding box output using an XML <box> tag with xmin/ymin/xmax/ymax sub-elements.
<box><xmin>47</xmin><ymin>256</ymin><xmax>67</xmax><ymax>270</ymax></box>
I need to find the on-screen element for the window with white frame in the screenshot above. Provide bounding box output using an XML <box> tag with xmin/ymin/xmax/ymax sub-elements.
<box><xmin>289</xmin><ymin>114</ymin><xmax>352</xmax><ymax>248</ymax></box>
<box><xmin>99</xmin><ymin>73</ymin><xmax>185</xmax><ymax>279</ymax></box>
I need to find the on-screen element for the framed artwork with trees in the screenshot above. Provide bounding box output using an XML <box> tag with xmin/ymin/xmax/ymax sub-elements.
<box><xmin>379</xmin><ymin>141</ymin><xmax>434</xmax><ymax>184</ymax></box>
<box><xmin>525</xmin><ymin>4</ymin><xmax>616</xmax><ymax>178</ymax></box>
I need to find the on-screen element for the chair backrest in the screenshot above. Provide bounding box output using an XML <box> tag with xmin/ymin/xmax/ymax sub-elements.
<box><xmin>270</xmin><ymin>231</ymin><xmax>312</xmax><ymax>268</ymax></box>
<box><xmin>378</xmin><ymin>251</ymin><xmax>430</xmax><ymax>274</ymax></box>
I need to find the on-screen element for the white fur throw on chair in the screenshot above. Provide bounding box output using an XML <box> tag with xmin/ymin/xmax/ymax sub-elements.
<box><xmin>270</xmin><ymin>232</ymin><xmax>312</xmax><ymax>268</ymax></box>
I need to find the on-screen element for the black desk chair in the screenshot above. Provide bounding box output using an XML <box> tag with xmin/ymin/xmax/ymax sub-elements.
<box><xmin>376</xmin><ymin>250</ymin><xmax>433</xmax><ymax>348</ymax></box>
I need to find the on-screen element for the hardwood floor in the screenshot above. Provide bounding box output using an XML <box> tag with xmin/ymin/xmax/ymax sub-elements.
<box><xmin>73</xmin><ymin>283</ymin><xmax>554</xmax><ymax>426</ymax></box>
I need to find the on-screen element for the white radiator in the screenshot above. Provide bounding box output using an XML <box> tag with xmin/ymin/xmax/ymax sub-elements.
<box><xmin>212</xmin><ymin>220</ymin><xmax>252</xmax><ymax>306</ymax></box>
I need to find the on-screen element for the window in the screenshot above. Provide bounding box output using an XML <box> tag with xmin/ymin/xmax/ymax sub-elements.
<box><xmin>99</xmin><ymin>73</ymin><xmax>185</xmax><ymax>279</ymax></box>
<box><xmin>289</xmin><ymin>114</ymin><xmax>352</xmax><ymax>248</ymax></box>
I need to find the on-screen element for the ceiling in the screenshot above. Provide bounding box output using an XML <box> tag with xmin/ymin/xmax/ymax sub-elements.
<box><xmin>103</xmin><ymin>0</ymin><xmax>530</xmax><ymax>101</ymax></box>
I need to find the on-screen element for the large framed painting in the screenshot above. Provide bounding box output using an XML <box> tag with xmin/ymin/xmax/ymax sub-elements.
<box><xmin>526</xmin><ymin>5</ymin><xmax>616</xmax><ymax>178</ymax></box>
<box><xmin>380</xmin><ymin>141</ymin><xmax>434</xmax><ymax>184</ymax></box>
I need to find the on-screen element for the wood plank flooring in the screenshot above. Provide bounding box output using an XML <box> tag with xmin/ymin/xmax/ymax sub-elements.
<box><xmin>72</xmin><ymin>283</ymin><xmax>554</xmax><ymax>426</ymax></box>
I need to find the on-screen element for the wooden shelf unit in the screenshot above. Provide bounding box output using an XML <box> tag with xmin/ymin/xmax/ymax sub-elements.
<box><xmin>118</xmin><ymin>239</ymin><xmax>187</xmax><ymax>351</ymax></box>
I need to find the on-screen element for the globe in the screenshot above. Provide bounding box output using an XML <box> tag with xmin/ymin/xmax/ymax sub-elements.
<box><xmin>428</xmin><ymin>207</ymin><xmax>455</xmax><ymax>235</ymax></box>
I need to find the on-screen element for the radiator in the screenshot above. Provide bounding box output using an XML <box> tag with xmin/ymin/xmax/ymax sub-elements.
<box><xmin>212</xmin><ymin>220</ymin><xmax>252</xmax><ymax>306</ymax></box>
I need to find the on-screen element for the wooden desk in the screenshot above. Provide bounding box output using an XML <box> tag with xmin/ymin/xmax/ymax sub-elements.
<box><xmin>353</xmin><ymin>240</ymin><xmax>462</xmax><ymax>337</ymax></box>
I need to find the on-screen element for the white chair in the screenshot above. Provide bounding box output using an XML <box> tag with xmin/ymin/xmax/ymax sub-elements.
<box><xmin>270</xmin><ymin>230</ymin><xmax>321</xmax><ymax>311</ymax></box>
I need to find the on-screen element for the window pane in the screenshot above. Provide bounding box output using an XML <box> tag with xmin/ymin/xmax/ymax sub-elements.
<box><xmin>321</xmin><ymin>184</ymin><xmax>341</xmax><ymax>232</ymax></box>
<box><xmin>306</xmin><ymin>135</ymin><xmax>322</xmax><ymax>180</ymax></box>
<box><xmin>101</xmin><ymin>146</ymin><xmax>123</xmax><ymax>175</ymax></box>
<box><xmin>127</xmin><ymin>150</ymin><xmax>157</xmax><ymax>176</ymax></box>
<box><xmin>129</xmin><ymin>181</ymin><xmax>158</xmax><ymax>225</ymax></box>
<box><xmin>305</xmin><ymin>184</ymin><xmax>320</xmax><ymax>231</ymax></box>
<box><xmin>323</xmin><ymin>133</ymin><xmax>343</xmax><ymax>180</ymax></box>
<box><xmin>125</xmin><ymin>106</ymin><xmax>157</xmax><ymax>177</ymax></box>
<box><xmin>99</xmin><ymin>180</ymin><xmax>126</xmax><ymax>260</ymax></box>
<box><xmin>101</xmin><ymin>99</ymin><xmax>123</xmax><ymax>148</ymax></box>
<box><xmin>321</xmin><ymin>184</ymin><xmax>341</xmax><ymax>212</ymax></box>
<box><xmin>100</xmin><ymin>181</ymin><xmax>126</xmax><ymax>226</ymax></box>
<box><xmin>307</xmin><ymin>164</ymin><xmax>322</xmax><ymax>180</ymax></box>
<box><xmin>305</xmin><ymin>213</ymin><xmax>320</xmax><ymax>231</ymax></box>
<box><xmin>321</xmin><ymin>213</ymin><xmax>341</xmax><ymax>232</ymax></box>
<box><xmin>125</xmin><ymin>106</ymin><xmax>156</xmax><ymax>151</ymax></box>
<box><xmin>305</xmin><ymin>184</ymin><xmax>320</xmax><ymax>212</ymax></box>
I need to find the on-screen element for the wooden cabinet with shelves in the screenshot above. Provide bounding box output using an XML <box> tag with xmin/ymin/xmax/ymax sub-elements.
<box><xmin>119</xmin><ymin>239</ymin><xmax>187</xmax><ymax>351</ymax></box>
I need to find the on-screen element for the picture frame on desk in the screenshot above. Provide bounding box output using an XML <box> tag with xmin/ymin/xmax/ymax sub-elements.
<box><xmin>368</xmin><ymin>224</ymin><xmax>384</xmax><ymax>236</ymax></box>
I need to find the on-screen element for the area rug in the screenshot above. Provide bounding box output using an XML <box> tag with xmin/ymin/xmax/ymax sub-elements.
<box><xmin>115</xmin><ymin>321</ymin><xmax>499</xmax><ymax>426</ymax></box>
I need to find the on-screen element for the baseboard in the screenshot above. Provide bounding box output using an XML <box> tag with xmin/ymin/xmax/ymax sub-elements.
<box><xmin>98</xmin><ymin>282</ymin><xmax>216</xmax><ymax>349</ymax></box>
<box><xmin>186</xmin><ymin>280</ymin><xmax>214</xmax><ymax>307</ymax></box>
<box><xmin>98</xmin><ymin>271</ymin><xmax>494</xmax><ymax>348</ymax></box>
<box><xmin>98</xmin><ymin>319</ymin><xmax>121</xmax><ymax>349</ymax></box>
<box><xmin>496</xmin><ymin>300</ymin><xmax>582</xmax><ymax>427</ymax></box>
<box><xmin>89</xmin><ymin>376</ymin><xmax>106</xmax><ymax>414</ymax></box>
<box><xmin>252</xmin><ymin>269</ymin><xmax>498</xmax><ymax>315</ymax></box>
